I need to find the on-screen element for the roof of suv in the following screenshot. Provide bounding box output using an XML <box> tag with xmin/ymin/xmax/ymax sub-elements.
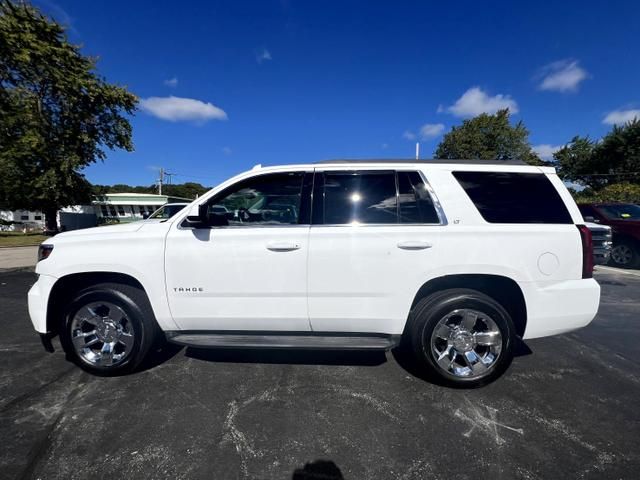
<box><xmin>315</xmin><ymin>158</ymin><xmax>528</xmax><ymax>165</ymax></box>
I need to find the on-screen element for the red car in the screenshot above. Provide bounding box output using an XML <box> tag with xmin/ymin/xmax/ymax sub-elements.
<box><xmin>578</xmin><ymin>203</ymin><xmax>640</xmax><ymax>268</ymax></box>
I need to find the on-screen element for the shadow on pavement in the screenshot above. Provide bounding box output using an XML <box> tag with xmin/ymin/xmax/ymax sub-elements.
<box><xmin>292</xmin><ymin>460</ymin><xmax>344</xmax><ymax>479</ymax></box>
<box><xmin>184</xmin><ymin>346</ymin><xmax>387</xmax><ymax>367</ymax></box>
<box><xmin>136</xmin><ymin>342</ymin><xmax>184</xmax><ymax>372</ymax></box>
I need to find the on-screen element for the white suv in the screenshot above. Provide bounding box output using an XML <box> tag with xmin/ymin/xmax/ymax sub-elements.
<box><xmin>28</xmin><ymin>160</ymin><xmax>600</xmax><ymax>387</ymax></box>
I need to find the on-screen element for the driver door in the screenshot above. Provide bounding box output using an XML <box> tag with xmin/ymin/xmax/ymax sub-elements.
<box><xmin>164</xmin><ymin>170</ymin><xmax>312</xmax><ymax>331</ymax></box>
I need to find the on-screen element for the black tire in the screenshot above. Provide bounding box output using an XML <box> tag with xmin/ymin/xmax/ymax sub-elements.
<box><xmin>609</xmin><ymin>241</ymin><xmax>639</xmax><ymax>268</ymax></box>
<box><xmin>59</xmin><ymin>282</ymin><xmax>159</xmax><ymax>376</ymax></box>
<box><xmin>404</xmin><ymin>288</ymin><xmax>515</xmax><ymax>388</ymax></box>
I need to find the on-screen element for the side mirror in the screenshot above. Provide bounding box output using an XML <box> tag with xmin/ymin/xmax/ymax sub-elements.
<box><xmin>185</xmin><ymin>204</ymin><xmax>204</xmax><ymax>224</ymax></box>
<box><xmin>185</xmin><ymin>204</ymin><xmax>228</xmax><ymax>227</ymax></box>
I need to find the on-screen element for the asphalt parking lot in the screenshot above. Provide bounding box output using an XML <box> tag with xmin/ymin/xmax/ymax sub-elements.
<box><xmin>1</xmin><ymin>269</ymin><xmax>639</xmax><ymax>480</ymax></box>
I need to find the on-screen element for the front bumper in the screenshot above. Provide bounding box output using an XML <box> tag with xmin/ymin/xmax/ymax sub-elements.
<box><xmin>522</xmin><ymin>278</ymin><xmax>601</xmax><ymax>339</ymax></box>
<box><xmin>27</xmin><ymin>274</ymin><xmax>58</xmax><ymax>334</ymax></box>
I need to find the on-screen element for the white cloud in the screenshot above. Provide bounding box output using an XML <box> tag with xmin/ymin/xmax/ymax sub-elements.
<box><xmin>381</xmin><ymin>143</ymin><xmax>389</xmax><ymax>149</ymax></box>
<box><xmin>419</xmin><ymin>123</ymin><xmax>445</xmax><ymax>139</ymax></box>
<box><xmin>222</xmin><ymin>146</ymin><xmax>232</xmax><ymax>155</ymax></box>
<box><xmin>533</xmin><ymin>144</ymin><xmax>563</xmax><ymax>161</ymax></box>
<box><xmin>402</xmin><ymin>130</ymin><xmax>416</xmax><ymax>140</ymax></box>
<box><xmin>538</xmin><ymin>60</ymin><xmax>588</xmax><ymax>93</ymax></box>
<box><xmin>139</xmin><ymin>96</ymin><xmax>228</xmax><ymax>122</ymax></box>
<box><xmin>445</xmin><ymin>87</ymin><xmax>518</xmax><ymax>117</ymax></box>
<box><xmin>256</xmin><ymin>47</ymin><xmax>272</xmax><ymax>64</ymax></box>
<box><xmin>603</xmin><ymin>109</ymin><xmax>640</xmax><ymax>125</ymax></box>
<box><xmin>164</xmin><ymin>77</ymin><xmax>178</xmax><ymax>87</ymax></box>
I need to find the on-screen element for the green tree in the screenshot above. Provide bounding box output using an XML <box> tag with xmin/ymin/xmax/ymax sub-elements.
<box><xmin>553</xmin><ymin>136</ymin><xmax>596</xmax><ymax>187</ymax></box>
<box><xmin>572</xmin><ymin>183</ymin><xmax>640</xmax><ymax>204</ymax></box>
<box><xmin>434</xmin><ymin>109</ymin><xmax>543</xmax><ymax>165</ymax></box>
<box><xmin>554</xmin><ymin>120</ymin><xmax>640</xmax><ymax>189</ymax></box>
<box><xmin>0</xmin><ymin>1</ymin><xmax>137</xmax><ymax>230</ymax></box>
<box><xmin>163</xmin><ymin>182</ymin><xmax>209</xmax><ymax>199</ymax></box>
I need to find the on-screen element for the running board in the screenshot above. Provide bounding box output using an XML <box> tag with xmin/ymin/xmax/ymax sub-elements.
<box><xmin>166</xmin><ymin>332</ymin><xmax>400</xmax><ymax>351</ymax></box>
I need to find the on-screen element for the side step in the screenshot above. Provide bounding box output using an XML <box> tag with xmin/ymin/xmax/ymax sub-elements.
<box><xmin>166</xmin><ymin>332</ymin><xmax>401</xmax><ymax>351</ymax></box>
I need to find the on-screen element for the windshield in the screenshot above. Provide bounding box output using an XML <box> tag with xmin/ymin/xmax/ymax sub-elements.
<box><xmin>149</xmin><ymin>204</ymin><xmax>186</xmax><ymax>219</ymax></box>
<box><xmin>597</xmin><ymin>204</ymin><xmax>640</xmax><ymax>220</ymax></box>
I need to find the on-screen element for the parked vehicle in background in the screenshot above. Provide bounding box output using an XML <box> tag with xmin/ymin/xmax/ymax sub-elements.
<box><xmin>578</xmin><ymin>203</ymin><xmax>640</xmax><ymax>268</ymax></box>
<box><xmin>585</xmin><ymin>222</ymin><xmax>612</xmax><ymax>265</ymax></box>
<box><xmin>143</xmin><ymin>202</ymin><xmax>189</xmax><ymax>220</ymax></box>
<box><xmin>28</xmin><ymin>160</ymin><xmax>600</xmax><ymax>388</ymax></box>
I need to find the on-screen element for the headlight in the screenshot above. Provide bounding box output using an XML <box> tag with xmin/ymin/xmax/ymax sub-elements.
<box><xmin>38</xmin><ymin>244</ymin><xmax>54</xmax><ymax>262</ymax></box>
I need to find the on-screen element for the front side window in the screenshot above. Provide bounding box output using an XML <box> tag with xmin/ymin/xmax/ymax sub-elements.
<box><xmin>207</xmin><ymin>172</ymin><xmax>304</xmax><ymax>226</ymax></box>
<box><xmin>323</xmin><ymin>171</ymin><xmax>397</xmax><ymax>224</ymax></box>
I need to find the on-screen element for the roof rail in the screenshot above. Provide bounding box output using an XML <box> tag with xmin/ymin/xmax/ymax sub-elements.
<box><xmin>315</xmin><ymin>158</ymin><xmax>528</xmax><ymax>166</ymax></box>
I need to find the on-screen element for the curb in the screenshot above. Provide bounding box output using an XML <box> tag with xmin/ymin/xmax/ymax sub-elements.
<box><xmin>0</xmin><ymin>266</ymin><xmax>36</xmax><ymax>273</ymax></box>
<box><xmin>0</xmin><ymin>244</ymin><xmax>41</xmax><ymax>249</ymax></box>
<box><xmin>595</xmin><ymin>265</ymin><xmax>640</xmax><ymax>277</ymax></box>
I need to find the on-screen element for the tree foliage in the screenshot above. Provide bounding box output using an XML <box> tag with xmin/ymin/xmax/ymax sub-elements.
<box><xmin>572</xmin><ymin>182</ymin><xmax>640</xmax><ymax>204</ymax></box>
<box><xmin>554</xmin><ymin>120</ymin><xmax>640</xmax><ymax>189</ymax></box>
<box><xmin>0</xmin><ymin>1</ymin><xmax>137</xmax><ymax>228</ymax></box>
<box><xmin>434</xmin><ymin>109</ymin><xmax>543</xmax><ymax>165</ymax></box>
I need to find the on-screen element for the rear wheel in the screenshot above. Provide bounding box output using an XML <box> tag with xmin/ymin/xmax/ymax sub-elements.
<box><xmin>59</xmin><ymin>283</ymin><xmax>159</xmax><ymax>375</ymax></box>
<box><xmin>405</xmin><ymin>288</ymin><xmax>515</xmax><ymax>388</ymax></box>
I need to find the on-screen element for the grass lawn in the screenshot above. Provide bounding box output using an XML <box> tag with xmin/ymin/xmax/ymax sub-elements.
<box><xmin>0</xmin><ymin>233</ymin><xmax>48</xmax><ymax>247</ymax></box>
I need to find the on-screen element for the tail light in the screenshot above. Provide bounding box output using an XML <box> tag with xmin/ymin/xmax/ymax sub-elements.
<box><xmin>577</xmin><ymin>225</ymin><xmax>593</xmax><ymax>278</ymax></box>
<box><xmin>38</xmin><ymin>244</ymin><xmax>54</xmax><ymax>262</ymax></box>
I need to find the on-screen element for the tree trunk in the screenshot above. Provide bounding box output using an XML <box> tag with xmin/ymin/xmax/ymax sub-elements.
<box><xmin>44</xmin><ymin>207</ymin><xmax>58</xmax><ymax>233</ymax></box>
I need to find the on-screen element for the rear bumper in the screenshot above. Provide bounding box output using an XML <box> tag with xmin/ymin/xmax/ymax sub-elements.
<box><xmin>522</xmin><ymin>278</ymin><xmax>601</xmax><ymax>339</ymax></box>
<box><xmin>27</xmin><ymin>274</ymin><xmax>57</xmax><ymax>334</ymax></box>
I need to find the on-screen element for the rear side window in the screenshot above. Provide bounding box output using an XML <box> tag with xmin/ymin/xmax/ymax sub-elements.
<box><xmin>453</xmin><ymin>171</ymin><xmax>572</xmax><ymax>224</ymax></box>
<box><xmin>323</xmin><ymin>172</ymin><xmax>397</xmax><ymax>224</ymax></box>
<box><xmin>398</xmin><ymin>171</ymin><xmax>440</xmax><ymax>224</ymax></box>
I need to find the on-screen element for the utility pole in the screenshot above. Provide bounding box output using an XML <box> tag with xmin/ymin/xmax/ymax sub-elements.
<box><xmin>158</xmin><ymin>167</ymin><xmax>164</xmax><ymax>195</ymax></box>
<box><xmin>415</xmin><ymin>142</ymin><xmax>420</xmax><ymax>160</ymax></box>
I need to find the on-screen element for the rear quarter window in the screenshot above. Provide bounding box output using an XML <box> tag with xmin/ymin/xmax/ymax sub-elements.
<box><xmin>453</xmin><ymin>171</ymin><xmax>573</xmax><ymax>224</ymax></box>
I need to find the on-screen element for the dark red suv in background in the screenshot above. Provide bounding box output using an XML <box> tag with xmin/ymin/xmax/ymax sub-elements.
<box><xmin>578</xmin><ymin>203</ymin><xmax>640</xmax><ymax>268</ymax></box>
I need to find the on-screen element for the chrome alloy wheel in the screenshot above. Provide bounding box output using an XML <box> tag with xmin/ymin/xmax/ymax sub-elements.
<box><xmin>611</xmin><ymin>244</ymin><xmax>633</xmax><ymax>265</ymax></box>
<box><xmin>70</xmin><ymin>301</ymin><xmax>135</xmax><ymax>367</ymax></box>
<box><xmin>430</xmin><ymin>308</ymin><xmax>502</xmax><ymax>379</ymax></box>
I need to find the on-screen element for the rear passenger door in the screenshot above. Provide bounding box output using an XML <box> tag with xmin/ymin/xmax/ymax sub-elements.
<box><xmin>307</xmin><ymin>169</ymin><xmax>444</xmax><ymax>335</ymax></box>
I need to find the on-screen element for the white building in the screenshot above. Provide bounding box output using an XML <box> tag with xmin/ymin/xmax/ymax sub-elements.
<box><xmin>1</xmin><ymin>193</ymin><xmax>192</xmax><ymax>231</ymax></box>
<box><xmin>0</xmin><ymin>209</ymin><xmax>45</xmax><ymax>232</ymax></box>
<box><xmin>91</xmin><ymin>193</ymin><xmax>192</xmax><ymax>223</ymax></box>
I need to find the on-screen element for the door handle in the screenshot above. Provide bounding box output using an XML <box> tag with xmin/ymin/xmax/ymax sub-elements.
<box><xmin>266</xmin><ymin>241</ymin><xmax>301</xmax><ymax>252</ymax></box>
<box><xmin>397</xmin><ymin>241</ymin><xmax>432</xmax><ymax>250</ymax></box>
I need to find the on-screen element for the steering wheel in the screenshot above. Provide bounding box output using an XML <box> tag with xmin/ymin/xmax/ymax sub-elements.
<box><xmin>237</xmin><ymin>208</ymin><xmax>251</xmax><ymax>223</ymax></box>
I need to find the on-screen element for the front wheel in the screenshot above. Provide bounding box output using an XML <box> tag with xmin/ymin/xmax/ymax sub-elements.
<box><xmin>59</xmin><ymin>283</ymin><xmax>159</xmax><ymax>376</ymax></box>
<box><xmin>405</xmin><ymin>288</ymin><xmax>515</xmax><ymax>388</ymax></box>
<box><xmin>609</xmin><ymin>241</ymin><xmax>639</xmax><ymax>268</ymax></box>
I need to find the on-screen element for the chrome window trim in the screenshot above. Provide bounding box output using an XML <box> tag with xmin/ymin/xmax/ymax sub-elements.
<box><xmin>177</xmin><ymin>167</ymin><xmax>448</xmax><ymax>229</ymax></box>
<box><xmin>180</xmin><ymin>223</ymin><xmax>310</xmax><ymax>231</ymax></box>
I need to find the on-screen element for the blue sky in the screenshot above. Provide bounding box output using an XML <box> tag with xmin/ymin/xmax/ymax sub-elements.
<box><xmin>35</xmin><ymin>0</ymin><xmax>640</xmax><ymax>187</ymax></box>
